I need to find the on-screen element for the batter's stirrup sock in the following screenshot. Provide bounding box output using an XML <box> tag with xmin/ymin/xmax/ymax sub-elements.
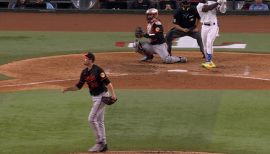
<box><xmin>207</xmin><ymin>53</ymin><xmax>212</xmax><ymax>62</ymax></box>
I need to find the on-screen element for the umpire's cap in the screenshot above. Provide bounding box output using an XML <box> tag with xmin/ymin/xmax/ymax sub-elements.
<box><xmin>180</xmin><ymin>0</ymin><xmax>191</xmax><ymax>5</ymax></box>
<box><xmin>84</xmin><ymin>52</ymin><xmax>95</xmax><ymax>62</ymax></box>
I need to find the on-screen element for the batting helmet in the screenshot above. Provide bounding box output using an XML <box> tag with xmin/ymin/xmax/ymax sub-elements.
<box><xmin>84</xmin><ymin>52</ymin><xmax>95</xmax><ymax>62</ymax></box>
<box><xmin>146</xmin><ymin>8</ymin><xmax>158</xmax><ymax>22</ymax></box>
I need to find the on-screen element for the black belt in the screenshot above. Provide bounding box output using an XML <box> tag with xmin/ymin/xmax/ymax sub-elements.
<box><xmin>203</xmin><ymin>23</ymin><xmax>216</xmax><ymax>26</ymax></box>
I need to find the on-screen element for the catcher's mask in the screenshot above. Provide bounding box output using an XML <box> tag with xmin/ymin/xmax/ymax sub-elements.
<box><xmin>146</xmin><ymin>8</ymin><xmax>158</xmax><ymax>23</ymax></box>
<box><xmin>180</xmin><ymin>0</ymin><xmax>191</xmax><ymax>11</ymax></box>
<box><xmin>84</xmin><ymin>52</ymin><xmax>95</xmax><ymax>62</ymax></box>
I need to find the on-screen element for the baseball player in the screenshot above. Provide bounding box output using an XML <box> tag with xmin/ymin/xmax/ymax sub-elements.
<box><xmin>62</xmin><ymin>52</ymin><xmax>117</xmax><ymax>152</ymax></box>
<box><xmin>134</xmin><ymin>8</ymin><xmax>187</xmax><ymax>64</ymax></box>
<box><xmin>166</xmin><ymin>0</ymin><xmax>205</xmax><ymax>58</ymax></box>
<box><xmin>196</xmin><ymin>0</ymin><xmax>226</xmax><ymax>69</ymax></box>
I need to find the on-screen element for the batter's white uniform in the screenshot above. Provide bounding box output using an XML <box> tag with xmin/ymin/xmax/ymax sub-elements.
<box><xmin>197</xmin><ymin>0</ymin><xmax>226</xmax><ymax>62</ymax></box>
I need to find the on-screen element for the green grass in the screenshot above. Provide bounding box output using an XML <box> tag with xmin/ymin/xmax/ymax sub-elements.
<box><xmin>0</xmin><ymin>89</ymin><xmax>270</xmax><ymax>154</ymax></box>
<box><xmin>0</xmin><ymin>31</ymin><xmax>133</xmax><ymax>65</ymax></box>
<box><xmin>0</xmin><ymin>31</ymin><xmax>270</xmax><ymax>154</ymax></box>
<box><xmin>173</xmin><ymin>33</ymin><xmax>270</xmax><ymax>53</ymax></box>
<box><xmin>215</xmin><ymin>33</ymin><xmax>270</xmax><ymax>53</ymax></box>
<box><xmin>0</xmin><ymin>31</ymin><xmax>270</xmax><ymax>65</ymax></box>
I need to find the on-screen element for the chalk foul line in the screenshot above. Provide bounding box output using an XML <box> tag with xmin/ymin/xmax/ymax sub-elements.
<box><xmin>0</xmin><ymin>73</ymin><xmax>129</xmax><ymax>88</ymax></box>
<box><xmin>0</xmin><ymin>79</ymin><xmax>77</xmax><ymax>88</ymax></box>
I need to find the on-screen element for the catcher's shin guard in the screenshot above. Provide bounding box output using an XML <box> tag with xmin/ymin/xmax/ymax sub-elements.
<box><xmin>133</xmin><ymin>40</ymin><xmax>147</xmax><ymax>55</ymax></box>
<box><xmin>179</xmin><ymin>56</ymin><xmax>188</xmax><ymax>63</ymax></box>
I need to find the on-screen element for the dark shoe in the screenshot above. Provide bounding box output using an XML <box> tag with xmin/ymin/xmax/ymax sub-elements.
<box><xmin>141</xmin><ymin>55</ymin><xmax>154</xmax><ymax>62</ymax></box>
<box><xmin>99</xmin><ymin>143</ymin><xmax>108</xmax><ymax>152</ymax></box>
<box><xmin>179</xmin><ymin>56</ymin><xmax>187</xmax><ymax>63</ymax></box>
<box><xmin>88</xmin><ymin>143</ymin><xmax>100</xmax><ymax>152</ymax></box>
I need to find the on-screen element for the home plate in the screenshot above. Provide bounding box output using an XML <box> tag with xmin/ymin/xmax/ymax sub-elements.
<box><xmin>168</xmin><ymin>69</ymin><xmax>188</xmax><ymax>73</ymax></box>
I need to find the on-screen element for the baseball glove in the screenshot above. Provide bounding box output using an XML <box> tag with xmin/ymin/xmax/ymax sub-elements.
<box><xmin>101</xmin><ymin>96</ymin><xmax>117</xmax><ymax>105</ymax></box>
<box><xmin>135</xmin><ymin>27</ymin><xmax>145</xmax><ymax>38</ymax></box>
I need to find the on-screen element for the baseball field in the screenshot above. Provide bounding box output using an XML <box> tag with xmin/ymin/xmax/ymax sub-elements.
<box><xmin>0</xmin><ymin>12</ymin><xmax>270</xmax><ymax>154</ymax></box>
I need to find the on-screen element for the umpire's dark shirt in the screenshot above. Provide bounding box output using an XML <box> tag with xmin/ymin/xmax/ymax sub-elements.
<box><xmin>173</xmin><ymin>6</ymin><xmax>200</xmax><ymax>28</ymax></box>
<box><xmin>76</xmin><ymin>64</ymin><xmax>110</xmax><ymax>96</ymax></box>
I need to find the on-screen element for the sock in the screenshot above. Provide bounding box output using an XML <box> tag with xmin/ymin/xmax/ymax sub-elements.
<box><xmin>207</xmin><ymin>53</ymin><xmax>212</xmax><ymax>62</ymax></box>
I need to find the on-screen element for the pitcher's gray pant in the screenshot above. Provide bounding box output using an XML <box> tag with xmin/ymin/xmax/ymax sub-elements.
<box><xmin>88</xmin><ymin>91</ymin><xmax>109</xmax><ymax>144</ymax></box>
<box><xmin>140</xmin><ymin>42</ymin><xmax>181</xmax><ymax>64</ymax></box>
<box><xmin>166</xmin><ymin>28</ymin><xmax>204</xmax><ymax>56</ymax></box>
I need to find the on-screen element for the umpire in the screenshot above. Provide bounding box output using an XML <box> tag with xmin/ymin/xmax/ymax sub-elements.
<box><xmin>166</xmin><ymin>0</ymin><xmax>205</xmax><ymax>58</ymax></box>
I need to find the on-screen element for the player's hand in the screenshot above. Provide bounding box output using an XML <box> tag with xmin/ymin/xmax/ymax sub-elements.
<box><xmin>111</xmin><ymin>95</ymin><xmax>117</xmax><ymax>101</ymax></box>
<box><xmin>217</xmin><ymin>0</ymin><xmax>225</xmax><ymax>4</ymax></box>
<box><xmin>192</xmin><ymin>28</ymin><xmax>199</xmax><ymax>32</ymax></box>
<box><xmin>183</xmin><ymin>28</ymin><xmax>189</xmax><ymax>33</ymax></box>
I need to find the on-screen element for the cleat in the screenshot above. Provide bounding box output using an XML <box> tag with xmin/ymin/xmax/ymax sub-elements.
<box><xmin>179</xmin><ymin>56</ymin><xmax>187</xmax><ymax>63</ymax></box>
<box><xmin>210</xmin><ymin>61</ymin><xmax>216</xmax><ymax>67</ymax></box>
<box><xmin>88</xmin><ymin>144</ymin><xmax>101</xmax><ymax>152</ymax></box>
<box><xmin>141</xmin><ymin>55</ymin><xmax>154</xmax><ymax>62</ymax></box>
<box><xmin>99</xmin><ymin>144</ymin><xmax>108</xmax><ymax>152</ymax></box>
<box><xmin>201</xmin><ymin>61</ymin><xmax>216</xmax><ymax>69</ymax></box>
<box><xmin>88</xmin><ymin>142</ymin><xmax>108</xmax><ymax>152</ymax></box>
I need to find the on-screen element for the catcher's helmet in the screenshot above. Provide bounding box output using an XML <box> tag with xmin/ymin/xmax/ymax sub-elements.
<box><xmin>146</xmin><ymin>8</ymin><xmax>158</xmax><ymax>22</ymax></box>
<box><xmin>84</xmin><ymin>52</ymin><xmax>95</xmax><ymax>62</ymax></box>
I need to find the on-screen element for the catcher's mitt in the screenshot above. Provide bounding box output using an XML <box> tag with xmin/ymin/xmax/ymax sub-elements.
<box><xmin>101</xmin><ymin>96</ymin><xmax>117</xmax><ymax>105</ymax></box>
<box><xmin>135</xmin><ymin>27</ymin><xmax>145</xmax><ymax>38</ymax></box>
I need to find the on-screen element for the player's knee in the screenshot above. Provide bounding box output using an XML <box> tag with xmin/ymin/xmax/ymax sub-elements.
<box><xmin>88</xmin><ymin>115</ymin><xmax>98</xmax><ymax>124</ymax></box>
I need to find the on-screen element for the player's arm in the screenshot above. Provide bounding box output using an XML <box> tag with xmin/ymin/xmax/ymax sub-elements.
<box><xmin>202</xmin><ymin>3</ymin><xmax>219</xmax><ymax>12</ymax></box>
<box><xmin>175</xmin><ymin>25</ymin><xmax>189</xmax><ymax>33</ymax></box>
<box><xmin>100</xmin><ymin>70</ymin><xmax>117</xmax><ymax>100</ymax></box>
<box><xmin>172</xmin><ymin>13</ymin><xmax>189</xmax><ymax>32</ymax></box>
<box><xmin>106</xmin><ymin>83</ymin><xmax>117</xmax><ymax>100</ymax></box>
<box><xmin>192</xmin><ymin>18</ymin><xmax>201</xmax><ymax>32</ymax></box>
<box><xmin>193</xmin><ymin>8</ymin><xmax>201</xmax><ymax>32</ymax></box>
<box><xmin>218</xmin><ymin>0</ymin><xmax>227</xmax><ymax>13</ymax></box>
<box><xmin>62</xmin><ymin>71</ymin><xmax>85</xmax><ymax>93</ymax></box>
<box><xmin>144</xmin><ymin>24</ymin><xmax>164</xmax><ymax>39</ymax></box>
<box><xmin>62</xmin><ymin>86</ymin><xmax>79</xmax><ymax>93</ymax></box>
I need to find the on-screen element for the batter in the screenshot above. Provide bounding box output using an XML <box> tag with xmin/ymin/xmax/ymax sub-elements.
<box><xmin>197</xmin><ymin>0</ymin><xmax>227</xmax><ymax>69</ymax></box>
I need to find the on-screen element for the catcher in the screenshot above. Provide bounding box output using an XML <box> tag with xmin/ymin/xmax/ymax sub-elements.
<box><xmin>62</xmin><ymin>52</ymin><xmax>117</xmax><ymax>152</ymax></box>
<box><xmin>134</xmin><ymin>8</ymin><xmax>187</xmax><ymax>64</ymax></box>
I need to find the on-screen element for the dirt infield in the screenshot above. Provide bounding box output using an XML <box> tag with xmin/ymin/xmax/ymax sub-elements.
<box><xmin>0</xmin><ymin>13</ymin><xmax>270</xmax><ymax>92</ymax></box>
<box><xmin>0</xmin><ymin>52</ymin><xmax>270</xmax><ymax>92</ymax></box>
<box><xmin>0</xmin><ymin>12</ymin><xmax>269</xmax><ymax>154</ymax></box>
